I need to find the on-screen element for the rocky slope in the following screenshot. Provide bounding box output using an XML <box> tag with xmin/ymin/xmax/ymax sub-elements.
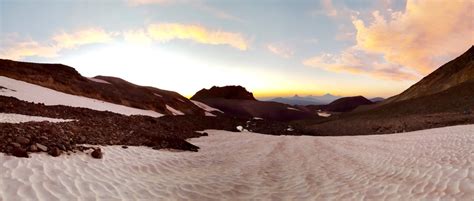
<box><xmin>303</xmin><ymin>46</ymin><xmax>474</xmax><ymax>135</ymax></box>
<box><xmin>0</xmin><ymin>59</ymin><xmax>204</xmax><ymax>115</ymax></box>
<box><xmin>0</xmin><ymin>96</ymin><xmax>305</xmax><ymax>157</ymax></box>
<box><xmin>384</xmin><ymin>45</ymin><xmax>474</xmax><ymax>104</ymax></box>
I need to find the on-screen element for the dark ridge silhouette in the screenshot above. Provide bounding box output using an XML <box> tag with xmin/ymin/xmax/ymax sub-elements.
<box><xmin>0</xmin><ymin>59</ymin><xmax>203</xmax><ymax>115</ymax></box>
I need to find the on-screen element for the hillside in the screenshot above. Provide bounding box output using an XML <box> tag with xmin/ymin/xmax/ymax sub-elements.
<box><xmin>304</xmin><ymin>46</ymin><xmax>474</xmax><ymax>135</ymax></box>
<box><xmin>385</xmin><ymin>45</ymin><xmax>474</xmax><ymax>104</ymax></box>
<box><xmin>322</xmin><ymin>96</ymin><xmax>373</xmax><ymax>112</ymax></box>
<box><xmin>0</xmin><ymin>59</ymin><xmax>203</xmax><ymax>115</ymax></box>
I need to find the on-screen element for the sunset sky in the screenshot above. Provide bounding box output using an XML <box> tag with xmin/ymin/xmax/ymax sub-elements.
<box><xmin>1</xmin><ymin>0</ymin><xmax>473</xmax><ymax>99</ymax></box>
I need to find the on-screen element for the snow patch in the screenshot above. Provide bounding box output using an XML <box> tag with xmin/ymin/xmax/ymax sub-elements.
<box><xmin>166</xmin><ymin>105</ymin><xmax>184</xmax><ymax>115</ymax></box>
<box><xmin>0</xmin><ymin>76</ymin><xmax>163</xmax><ymax>117</ymax></box>
<box><xmin>191</xmin><ymin>100</ymin><xmax>223</xmax><ymax>113</ymax></box>
<box><xmin>87</xmin><ymin>77</ymin><xmax>111</xmax><ymax>84</ymax></box>
<box><xmin>153</xmin><ymin>93</ymin><xmax>163</xmax><ymax>97</ymax></box>
<box><xmin>205</xmin><ymin>112</ymin><xmax>216</xmax><ymax>117</ymax></box>
<box><xmin>0</xmin><ymin>113</ymin><xmax>74</xmax><ymax>123</ymax></box>
<box><xmin>236</xmin><ymin>125</ymin><xmax>248</xmax><ymax>132</ymax></box>
<box><xmin>1</xmin><ymin>125</ymin><xmax>473</xmax><ymax>200</ymax></box>
<box><xmin>287</xmin><ymin>107</ymin><xmax>300</xmax><ymax>111</ymax></box>
<box><xmin>317</xmin><ymin>112</ymin><xmax>331</xmax><ymax>117</ymax></box>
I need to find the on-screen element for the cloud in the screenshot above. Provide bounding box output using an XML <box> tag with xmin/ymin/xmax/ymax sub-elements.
<box><xmin>0</xmin><ymin>39</ymin><xmax>59</xmax><ymax>60</ymax></box>
<box><xmin>147</xmin><ymin>23</ymin><xmax>249</xmax><ymax>50</ymax></box>
<box><xmin>303</xmin><ymin>46</ymin><xmax>418</xmax><ymax>80</ymax></box>
<box><xmin>52</xmin><ymin>28</ymin><xmax>114</xmax><ymax>49</ymax></box>
<box><xmin>321</xmin><ymin>0</ymin><xmax>338</xmax><ymax>17</ymax></box>
<box><xmin>267</xmin><ymin>43</ymin><xmax>293</xmax><ymax>58</ymax></box>
<box><xmin>305</xmin><ymin>0</ymin><xmax>473</xmax><ymax>80</ymax></box>
<box><xmin>352</xmin><ymin>0</ymin><xmax>474</xmax><ymax>74</ymax></box>
<box><xmin>1</xmin><ymin>28</ymin><xmax>114</xmax><ymax>60</ymax></box>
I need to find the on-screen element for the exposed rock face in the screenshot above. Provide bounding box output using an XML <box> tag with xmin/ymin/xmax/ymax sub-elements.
<box><xmin>323</xmin><ymin>96</ymin><xmax>373</xmax><ymax>112</ymax></box>
<box><xmin>0</xmin><ymin>59</ymin><xmax>204</xmax><ymax>115</ymax></box>
<box><xmin>191</xmin><ymin>86</ymin><xmax>257</xmax><ymax>101</ymax></box>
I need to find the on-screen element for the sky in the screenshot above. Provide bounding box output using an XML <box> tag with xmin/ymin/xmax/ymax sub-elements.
<box><xmin>1</xmin><ymin>0</ymin><xmax>473</xmax><ymax>99</ymax></box>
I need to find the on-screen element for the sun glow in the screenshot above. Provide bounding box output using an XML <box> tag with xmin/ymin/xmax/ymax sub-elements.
<box><xmin>56</xmin><ymin>43</ymin><xmax>292</xmax><ymax>97</ymax></box>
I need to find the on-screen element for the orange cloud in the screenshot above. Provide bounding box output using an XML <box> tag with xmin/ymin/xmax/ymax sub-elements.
<box><xmin>0</xmin><ymin>28</ymin><xmax>114</xmax><ymax>60</ymax></box>
<box><xmin>353</xmin><ymin>0</ymin><xmax>474</xmax><ymax>74</ymax></box>
<box><xmin>303</xmin><ymin>46</ymin><xmax>418</xmax><ymax>80</ymax></box>
<box><xmin>147</xmin><ymin>23</ymin><xmax>249</xmax><ymax>50</ymax></box>
<box><xmin>52</xmin><ymin>28</ymin><xmax>113</xmax><ymax>49</ymax></box>
<box><xmin>267</xmin><ymin>43</ymin><xmax>293</xmax><ymax>58</ymax></box>
<box><xmin>0</xmin><ymin>40</ymin><xmax>59</xmax><ymax>60</ymax></box>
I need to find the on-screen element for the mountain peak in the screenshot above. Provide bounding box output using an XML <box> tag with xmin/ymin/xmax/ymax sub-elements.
<box><xmin>191</xmin><ymin>85</ymin><xmax>256</xmax><ymax>101</ymax></box>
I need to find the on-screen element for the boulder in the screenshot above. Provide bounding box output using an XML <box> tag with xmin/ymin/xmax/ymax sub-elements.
<box><xmin>36</xmin><ymin>143</ymin><xmax>48</xmax><ymax>152</ymax></box>
<box><xmin>91</xmin><ymin>148</ymin><xmax>103</xmax><ymax>159</ymax></box>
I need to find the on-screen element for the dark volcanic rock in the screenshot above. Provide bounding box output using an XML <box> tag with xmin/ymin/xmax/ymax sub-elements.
<box><xmin>12</xmin><ymin>147</ymin><xmax>28</xmax><ymax>158</ymax></box>
<box><xmin>91</xmin><ymin>148</ymin><xmax>103</xmax><ymax>159</ymax></box>
<box><xmin>16</xmin><ymin>136</ymin><xmax>30</xmax><ymax>145</ymax></box>
<box><xmin>10</xmin><ymin>142</ymin><xmax>21</xmax><ymax>148</ymax></box>
<box><xmin>49</xmin><ymin>147</ymin><xmax>62</xmax><ymax>157</ymax></box>
<box><xmin>0</xmin><ymin>95</ymin><xmax>310</xmax><ymax>158</ymax></box>
<box><xmin>36</xmin><ymin>143</ymin><xmax>48</xmax><ymax>152</ymax></box>
<box><xmin>29</xmin><ymin>144</ymin><xmax>38</xmax><ymax>152</ymax></box>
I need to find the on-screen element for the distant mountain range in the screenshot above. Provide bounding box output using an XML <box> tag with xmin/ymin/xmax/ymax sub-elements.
<box><xmin>369</xmin><ymin>97</ymin><xmax>385</xmax><ymax>103</ymax></box>
<box><xmin>268</xmin><ymin>94</ymin><xmax>342</xmax><ymax>105</ymax></box>
<box><xmin>268</xmin><ymin>94</ymin><xmax>385</xmax><ymax>106</ymax></box>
